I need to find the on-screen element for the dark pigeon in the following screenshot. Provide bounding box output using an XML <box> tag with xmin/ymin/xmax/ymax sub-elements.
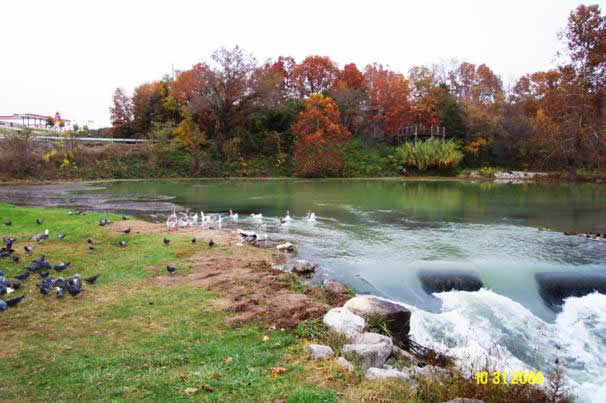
<box><xmin>163</xmin><ymin>238</ymin><xmax>171</xmax><ymax>245</ymax></box>
<box><xmin>167</xmin><ymin>265</ymin><xmax>176</xmax><ymax>274</ymax></box>
<box><xmin>6</xmin><ymin>295</ymin><xmax>25</xmax><ymax>307</ymax></box>
<box><xmin>54</xmin><ymin>277</ymin><xmax>66</xmax><ymax>289</ymax></box>
<box><xmin>15</xmin><ymin>272</ymin><xmax>30</xmax><ymax>281</ymax></box>
<box><xmin>119</xmin><ymin>240</ymin><xmax>126</xmax><ymax>248</ymax></box>
<box><xmin>54</xmin><ymin>262</ymin><xmax>71</xmax><ymax>272</ymax></box>
<box><xmin>0</xmin><ymin>300</ymin><xmax>6</xmax><ymax>311</ymax></box>
<box><xmin>66</xmin><ymin>274</ymin><xmax>82</xmax><ymax>296</ymax></box>
<box><xmin>84</xmin><ymin>274</ymin><xmax>100</xmax><ymax>284</ymax></box>
<box><xmin>36</xmin><ymin>219</ymin><xmax>43</xmax><ymax>225</ymax></box>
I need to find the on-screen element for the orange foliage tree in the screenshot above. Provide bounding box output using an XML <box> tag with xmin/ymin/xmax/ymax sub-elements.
<box><xmin>292</xmin><ymin>56</ymin><xmax>339</xmax><ymax>98</ymax></box>
<box><xmin>292</xmin><ymin>94</ymin><xmax>351</xmax><ymax>176</ymax></box>
<box><xmin>364</xmin><ymin>64</ymin><xmax>413</xmax><ymax>139</ymax></box>
<box><xmin>330</xmin><ymin>63</ymin><xmax>368</xmax><ymax>133</ymax></box>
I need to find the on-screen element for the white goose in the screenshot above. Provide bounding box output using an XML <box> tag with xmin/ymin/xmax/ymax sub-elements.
<box><xmin>306</xmin><ymin>212</ymin><xmax>317</xmax><ymax>222</ymax></box>
<box><xmin>284</xmin><ymin>210</ymin><xmax>293</xmax><ymax>222</ymax></box>
<box><xmin>166</xmin><ymin>207</ymin><xmax>178</xmax><ymax>231</ymax></box>
<box><xmin>229</xmin><ymin>209</ymin><xmax>239</xmax><ymax>221</ymax></box>
<box><xmin>250</xmin><ymin>213</ymin><xmax>263</xmax><ymax>220</ymax></box>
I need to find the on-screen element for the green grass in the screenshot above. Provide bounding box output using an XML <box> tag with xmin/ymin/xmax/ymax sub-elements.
<box><xmin>0</xmin><ymin>203</ymin><xmax>336</xmax><ymax>401</ymax></box>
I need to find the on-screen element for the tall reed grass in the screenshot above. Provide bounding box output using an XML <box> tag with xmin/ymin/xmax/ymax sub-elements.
<box><xmin>394</xmin><ymin>138</ymin><xmax>463</xmax><ymax>171</ymax></box>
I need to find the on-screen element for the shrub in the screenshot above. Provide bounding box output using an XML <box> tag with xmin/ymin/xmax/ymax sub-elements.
<box><xmin>0</xmin><ymin>129</ymin><xmax>38</xmax><ymax>177</ymax></box>
<box><xmin>342</xmin><ymin>137</ymin><xmax>395</xmax><ymax>176</ymax></box>
<box><xmin>393</xmin><ymin>138</ymin><xmax>463</xmax><ymax>172</ymax></box>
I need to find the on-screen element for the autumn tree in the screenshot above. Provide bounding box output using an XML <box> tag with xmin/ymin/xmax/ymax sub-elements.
<box><xmin>447</xmin><ymin>62</ymin><xmax>505</xmax><ymax>164</ymax></box>
<box><xmin>363</xmin><ymin>64</ymin><xmax>413</xmax><ymax>140</ymax></box>
<box><xmin>292</xmin><ymin>94</ymin><xmax>351</xmax><ymax>176</ymax></box>
<box><xmin>109</xmin><ymin>87</ymin><xmax>133</xmax><ymax>137</ymax></box>
<box><xmin>268</xmin><ymin>56</ymin><xmax>298</xmax><ymax>99</ymax></box>
<box><xmin>511</xmin><ymin>4</ymin><xmax>606</xmax><ymax>174</ymax></box>
<box><xmin>556</xmin><ymin>4</ymin><xmax>606</xmax><ymax>176</ymax></box>
<box><xmin>292</xmin><ymin>56</ymin><xmax>339</xmax><ymax>98</ymax></box>
<box><xmin>408</xmin><ymin>65</ymin><xmax>441</xmax><ymax>126</ymax></box>
<box><xmin>172</xmin><ymin>111</ymin><xmax>208</xmax><ymax>149</ymax></box>
<box><xmin>132</xmin><ymin>81</ymin><xmax>168</xmax><ymax>134</ymax></box>
<box><xmin>170</xmin><ymin>47</ymin><xmax>274</xmax><ymax>144</ymax></box>
<box><xmin>330</xmin><ymin>63</ymin><xmax>368</xmax><ymax>133</ymax></box>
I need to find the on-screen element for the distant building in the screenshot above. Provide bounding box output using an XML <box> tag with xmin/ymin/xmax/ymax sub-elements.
<box><xmin>0</xmin><ymin>112</ymin><xmax>72</xmax><ymax>131</ymax></box>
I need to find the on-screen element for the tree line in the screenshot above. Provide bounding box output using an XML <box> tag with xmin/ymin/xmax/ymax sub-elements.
<box><xmin>110</xmin><ymin>4</ymin><xmax>606</xmax><ymax>178</ymax></box>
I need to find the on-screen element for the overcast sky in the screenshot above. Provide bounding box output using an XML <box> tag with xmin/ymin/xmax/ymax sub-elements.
<box><xmin>1</xmin><ymin>0</ymin><xmax>601</xmax><ymax>128</ymax></box>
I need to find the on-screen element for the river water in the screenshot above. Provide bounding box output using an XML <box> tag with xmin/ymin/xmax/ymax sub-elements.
<box><xmin>1</xmin><ymin>178</ymin><xmax>605</xmax><ymax>401</ymax></box>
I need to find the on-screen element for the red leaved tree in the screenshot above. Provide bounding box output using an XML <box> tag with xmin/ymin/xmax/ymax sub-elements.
<box><xmin>292</xmin><ymin>94</ymin><xmax>351</xmax><ymax>177</ymax></box>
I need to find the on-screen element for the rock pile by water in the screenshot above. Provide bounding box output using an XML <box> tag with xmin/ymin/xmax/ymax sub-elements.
<box><xmin>311</xmin><ymin>294</ymin><xmax>465</xmax><ymax>393</ymax></box>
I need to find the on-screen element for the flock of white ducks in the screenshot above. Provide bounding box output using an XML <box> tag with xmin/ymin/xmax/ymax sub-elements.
<box><xmin>166</xmin><ymin>207</ymin><xmax>317</xmax><ymax>231</ymax></box>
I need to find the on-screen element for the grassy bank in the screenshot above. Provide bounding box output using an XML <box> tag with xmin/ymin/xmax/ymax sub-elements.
<box><xmin>0</xmin><ymin>204</ymin><xmax>566</xmax><ymax>402</ymax></box>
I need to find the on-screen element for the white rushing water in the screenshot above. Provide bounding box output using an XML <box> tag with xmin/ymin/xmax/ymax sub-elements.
<box><xmin>396</xmin><ymin>289</ymin><xmax>606</xmax><ymax>403</ymax></box>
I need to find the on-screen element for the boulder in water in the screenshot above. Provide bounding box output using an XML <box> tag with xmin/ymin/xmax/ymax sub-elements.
<box><xmin>535</xmin><ymin>271</ymin><xmax>606</xmax><ymax>311</ymax></box>
<box><xmin>343</xmin><ymin>295</ymin><xmax>411</xmax><ymax>345</ymax></box>
<box><xmin>418</xmin><ymin>269</ymin><xmax>483</xmax><ymax>294</ymax></box>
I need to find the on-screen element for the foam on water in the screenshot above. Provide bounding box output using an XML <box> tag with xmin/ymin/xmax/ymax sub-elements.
<box><xmin>393</xmin><ymin>289</ymin><xmax>606</xmax><ymax>403</ymax></box>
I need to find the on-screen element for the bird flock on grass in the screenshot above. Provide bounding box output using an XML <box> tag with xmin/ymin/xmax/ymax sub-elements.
<box><xmin>0</xmin><ymin>214</ymin><xmax>109</xmax><ymax>313</ymax></box>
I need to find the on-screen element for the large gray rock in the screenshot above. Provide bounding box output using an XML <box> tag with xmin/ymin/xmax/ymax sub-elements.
<box><xmin>323</xmin><ymin>308</ymin><xmax>365</xmax><ymax>340</ymax></box>
<box><xmin>291</xmin><ymin>260</ymin><xmax>316</xmax><ymax>275</ymax></box>
<box><xmin>365</xmin><ymin>367</ymin><xmax>411</xmax><ymax>381</ymax></box>
<box><xmin>305</xmin><ymin>344</ymin><xmax>334</xmax><ymax>360</ymax></box>
<box><xmin>343</xmin><ymin>295</ymin><xmax>411</xmax><ymax>345</ymax></box>
<box><xmin>336</xmin><ymin>356</ymin><xmax>354</xmax><ymax>372</ymax></box>
<box><xmin>342</xmin><ymin>336</ymin><xmax>393</xmax><ymax>370</ymax></box>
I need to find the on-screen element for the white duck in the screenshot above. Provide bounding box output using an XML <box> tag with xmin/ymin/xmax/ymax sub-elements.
<box><xmin>250</xmin><ymin>213</ymin><xmax>263</xmax><ymax>220</ymax></box>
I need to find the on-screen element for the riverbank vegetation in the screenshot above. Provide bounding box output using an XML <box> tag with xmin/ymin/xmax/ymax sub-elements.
<box><xmin>0</xmin><ymin>204</ymin><xmax>568</xmax><ymax>401</ymax></box>
<box><xmin>1</xmin><ymin>4</ymin><xmax>605</xmax><ymax>182</ymax></box>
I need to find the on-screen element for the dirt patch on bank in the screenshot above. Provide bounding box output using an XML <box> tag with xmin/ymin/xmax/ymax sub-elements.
<box><xmin>154</xmin><ymin>247</ymin><xmax>330</xmax><ymax>329</ymax></box>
